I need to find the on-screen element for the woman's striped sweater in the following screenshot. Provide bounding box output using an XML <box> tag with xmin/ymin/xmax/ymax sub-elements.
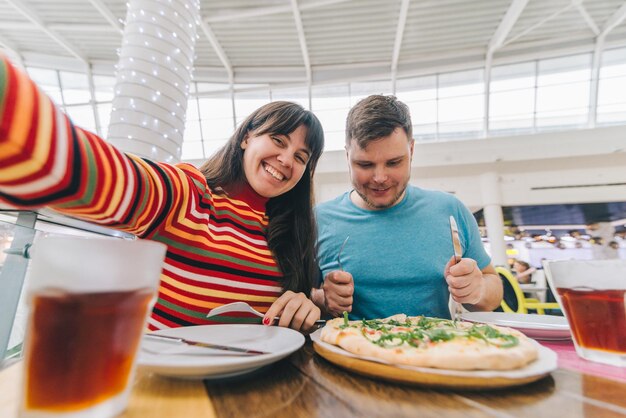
<box><xmin>0</xmin><ymin>56</ymin><xmax>283</xmax><ymax>330</ymax></box>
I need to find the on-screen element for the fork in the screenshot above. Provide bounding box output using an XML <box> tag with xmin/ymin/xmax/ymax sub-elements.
<box><xmin>206</xmin><ymin>302</ymin><xmax>269</xmax><ymax>319</ymax></box>
<box><xmin>337</xmin><ymin>236</ymin><xmax>350</xmax><ymax>271</ymax></box>
<box><xmin>206</xmin><ymin>302</ymin><xmax>325</xmax><ymax>325</ymax></box>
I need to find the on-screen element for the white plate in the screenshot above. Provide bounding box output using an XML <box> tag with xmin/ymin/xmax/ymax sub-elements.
<box><xmin>461</xmin><ymin>312</ymin><xmax>571</xmax><ymax>340</ymax></box>
<box><xmin>137</xmin><ymin>324</ymin><xmax>305</xmax><ymax>379</ymax></box>
<box><xmin>310</xmin><ymin>329</ymin><xmax>558</xmax><ymax>381</ymax></box>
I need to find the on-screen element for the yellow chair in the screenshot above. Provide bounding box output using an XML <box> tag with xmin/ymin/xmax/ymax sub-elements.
<box><xmin>495</xmin><ymin>266</ymin><xmax>560</xmax><ymax>314</ymax></box>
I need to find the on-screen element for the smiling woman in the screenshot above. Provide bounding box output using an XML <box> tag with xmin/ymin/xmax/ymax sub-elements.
<box><xmin>240</xmin><ymin>125</ymin><xmax>311</xmax><ymax>198</ymax></box>
<box><xmin>0</xmin><ymin>56</ymin><xmax>325</xmax><ymax>333</ymax></box>
<box><xmin>200</xmin><ymin>101</ymin><xmax>325</xmax><ymax>307</ymax></box>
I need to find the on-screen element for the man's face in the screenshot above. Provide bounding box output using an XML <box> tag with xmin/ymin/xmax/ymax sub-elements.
<box><xmin>346</xmin><ymin>128</ymin><xmax>414</xmax><ymax>210</ymax></box>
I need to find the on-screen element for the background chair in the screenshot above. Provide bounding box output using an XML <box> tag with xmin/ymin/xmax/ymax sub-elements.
<box><xmin>495</xmin><ymin>266</ymin><xmax>560</xmax><ymax>315</ymax></box>
<box><xmin>529</xmin><ymin>269</ymin><xmax>547</xmax><ymax>302</ymax></box>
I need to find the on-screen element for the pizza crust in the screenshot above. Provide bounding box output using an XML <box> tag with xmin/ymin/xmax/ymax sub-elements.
<box><xmin>320</xmin><ymin>315</ymin><xmax>538</xmax><ymax>371</ymax></box>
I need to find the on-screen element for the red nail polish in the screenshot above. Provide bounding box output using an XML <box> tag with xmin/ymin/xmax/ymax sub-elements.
<box><xmin>263</xmin><ymin>317</ymin><xmax>270</xmax><ymax>325</ymax></box>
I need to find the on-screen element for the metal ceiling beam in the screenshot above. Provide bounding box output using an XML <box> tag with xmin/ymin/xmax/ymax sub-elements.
<box><xmin>290</xmin><ymin>0</ymin><xmax>312</xmax><ymax>108</ymax></box>
<box><xmin>206</xmin><ymin>0</ymin><xmax>351</xmax><ymax>24</ymax></box>
<box><xmin>391</xmin><ymin>0</ymin><xmax>410</xmax><ymax>94</ymax></box>
<box><xmin>86</xmin><ymin>0</ymin><xmax>124</xmax><ymax>35</ymax></box>
<box><xmin>193</xmin><ymin>31</ymin><xmax>626</xmax><ymax>82</ymax></box>
<box><xmin>487</xmin><ymin>0</ymin><xmax>529</xmax><ymax>54</ymax></box>
<box><xmin>588</xmin><ymin>1</ymin><xmax>626</xmax><ymax>128</ymax></box>
<box><xmin>574</xmin><ymin>1</ymin><xmax>600</xmax><ymax>36</ymax></box>
<box><xmin>484</xmin><ymin>0</ymin><xmax>528</xmax><ymax>136</ymax></box>
<box><xmin>5</xmin><ymin>0</ymin><xmax>87</xmax><ymax>62</ymax></box>
<box><xmin>198</xmin><ymin>20</ymin><xmax>234</xmax><ymax>83</ymax></box>
<box><xmin>600</xmin><ymin>1</ymin><xmax>626</xmax><ymax>37</ymax></box>
<box><xmin>290</xmin><ymin>0</ymin><xmax>311</xmax><ymax>81</ymax></box>
<box><xmin>502</xmin><ymin>2</ymin><xmax>574</xmax><ymax>48</ymax></box>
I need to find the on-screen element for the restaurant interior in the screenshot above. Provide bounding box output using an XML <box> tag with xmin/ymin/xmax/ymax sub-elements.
<box><xmin>1</xmin><ymin>0</ymin><xmax>626</xmax><ymax>417</ymax></box>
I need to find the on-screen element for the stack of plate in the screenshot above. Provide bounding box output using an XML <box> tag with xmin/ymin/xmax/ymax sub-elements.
<box><xmin>461</xmin><ymin>312</ymin><xmax>571</xmax><ymax>340</ymax></box>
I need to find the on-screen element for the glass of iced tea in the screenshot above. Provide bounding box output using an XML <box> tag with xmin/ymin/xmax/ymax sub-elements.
<box><xmin>543</xmin><ymin>259</ymin><xmax>626</xmax><ymax>367</ymax></box>
<box><xmin>19</xmin><ymin>235</ymin><xmax>166</xmax><ymax>418</ymax></box>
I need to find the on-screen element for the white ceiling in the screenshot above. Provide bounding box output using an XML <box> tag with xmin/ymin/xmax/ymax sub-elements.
<box><xmin>0</xmin><ymin>0</ymin><xmax>625</xmax><ymax>85</ymax></box>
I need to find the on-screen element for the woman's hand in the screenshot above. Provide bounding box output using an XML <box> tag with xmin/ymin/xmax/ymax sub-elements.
<box><xmin>263</xmin><ymin>291</ymin><xmax>321</xmax><ymax>333</ymax></box>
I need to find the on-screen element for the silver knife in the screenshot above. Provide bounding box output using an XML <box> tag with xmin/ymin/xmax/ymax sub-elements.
<box><xmin>144</xmin><ymin>333</ymin><xmax>268</xmax><ymax>355</ymax></box>
<box><xmin>449</xmin><ymin>216</ymin><xmax>463</xmax><ymax>323</ymax></box>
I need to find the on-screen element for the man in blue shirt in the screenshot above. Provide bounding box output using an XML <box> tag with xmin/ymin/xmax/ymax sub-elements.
<box><xmin>311</xmin><ymin>95</ymin><xmax>502</xmax><ymax>319</ymax></box>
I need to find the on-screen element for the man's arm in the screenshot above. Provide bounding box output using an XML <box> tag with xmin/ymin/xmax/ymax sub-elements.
<box><xmin>445</xmin><ymin>258</ymin><xmax>503</xmax><ymax>312</ymax></box>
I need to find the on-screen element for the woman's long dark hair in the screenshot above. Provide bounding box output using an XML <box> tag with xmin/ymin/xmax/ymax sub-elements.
<box><xmin>199</xmin><ymin>101</ymin><xmax>324</xmax><ymax>295</ymax></box>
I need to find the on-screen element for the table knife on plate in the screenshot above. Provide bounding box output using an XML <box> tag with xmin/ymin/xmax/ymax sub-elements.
<box><xmin>144</xmin><ymin>333</ymin><xmax>268</xmax><ymax>355</ymax></box>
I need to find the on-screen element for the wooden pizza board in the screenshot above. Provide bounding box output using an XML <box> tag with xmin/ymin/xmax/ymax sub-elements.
<box><xmin>313</xmin><ymin>341</ymin><xmax>550</xmax><ymax>390</ymax></box>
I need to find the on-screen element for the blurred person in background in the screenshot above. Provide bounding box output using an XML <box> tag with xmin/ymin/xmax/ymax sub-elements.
<box><xmin>512</xmin><ymin>260</ymin><xmax>536</xmax><ymax>284</ymax></box>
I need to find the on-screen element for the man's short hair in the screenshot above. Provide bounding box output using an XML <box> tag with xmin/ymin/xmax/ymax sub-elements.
<box><xmin>345</xmin><ymin>95</ymin><xmax>413</xmax><ymax>148</ymax></box>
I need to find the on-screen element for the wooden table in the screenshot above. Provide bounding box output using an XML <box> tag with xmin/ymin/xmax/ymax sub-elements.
<box><xmin>2</xmin><ymin>340</ymin><xmax>626</xmax><ymax>418</ymax></box>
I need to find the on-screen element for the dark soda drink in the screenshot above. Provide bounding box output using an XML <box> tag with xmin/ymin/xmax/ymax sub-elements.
<box><xmin>23</xmin><ymin>288</ymin><xmax>154</xmax><ymax>411</ymax></box>
<box><xmin>556</xmin><ymin>288</ymin><xmax>626</xmax><ymax>354</ymax></box>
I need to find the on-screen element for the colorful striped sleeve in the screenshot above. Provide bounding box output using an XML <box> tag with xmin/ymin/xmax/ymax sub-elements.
<box><xmin>0</xmin><ymin>55</ymin><xmax>192</xmax><ymax>237</ymax></box>
<box><xmin>1</xmin><ymin>56</ymin><xmax>288</xmax><ymax>329</ymax></box>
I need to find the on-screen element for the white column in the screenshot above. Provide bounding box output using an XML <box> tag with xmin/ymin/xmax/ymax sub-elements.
<box><xmin>108</xmin><ymin>0</ymin><xmax>200</xmax><ymax>163</ymax></box>
<box><xmin>481</xmin><ymin>172</ymin><xmax>507</xmax><ymax>267</ymax></box>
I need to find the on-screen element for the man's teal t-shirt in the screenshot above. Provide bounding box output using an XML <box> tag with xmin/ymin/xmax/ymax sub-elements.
<box><xmin>315</xmin><ymin>186</ymin><xmax>491</xmax><ymax>320</ymax></box>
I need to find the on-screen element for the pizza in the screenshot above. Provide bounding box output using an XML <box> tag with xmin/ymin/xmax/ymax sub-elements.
<box><xmin>320</xmin><ymin>313</ymin><xmax>538</xmax><ymax>371</ymax></box>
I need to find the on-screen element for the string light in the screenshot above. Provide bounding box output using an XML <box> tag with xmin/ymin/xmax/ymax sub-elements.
<box><xmin>108</xmin><ymin>0</ymin><xmax>200</xmax><ymax>162</ymax></box>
